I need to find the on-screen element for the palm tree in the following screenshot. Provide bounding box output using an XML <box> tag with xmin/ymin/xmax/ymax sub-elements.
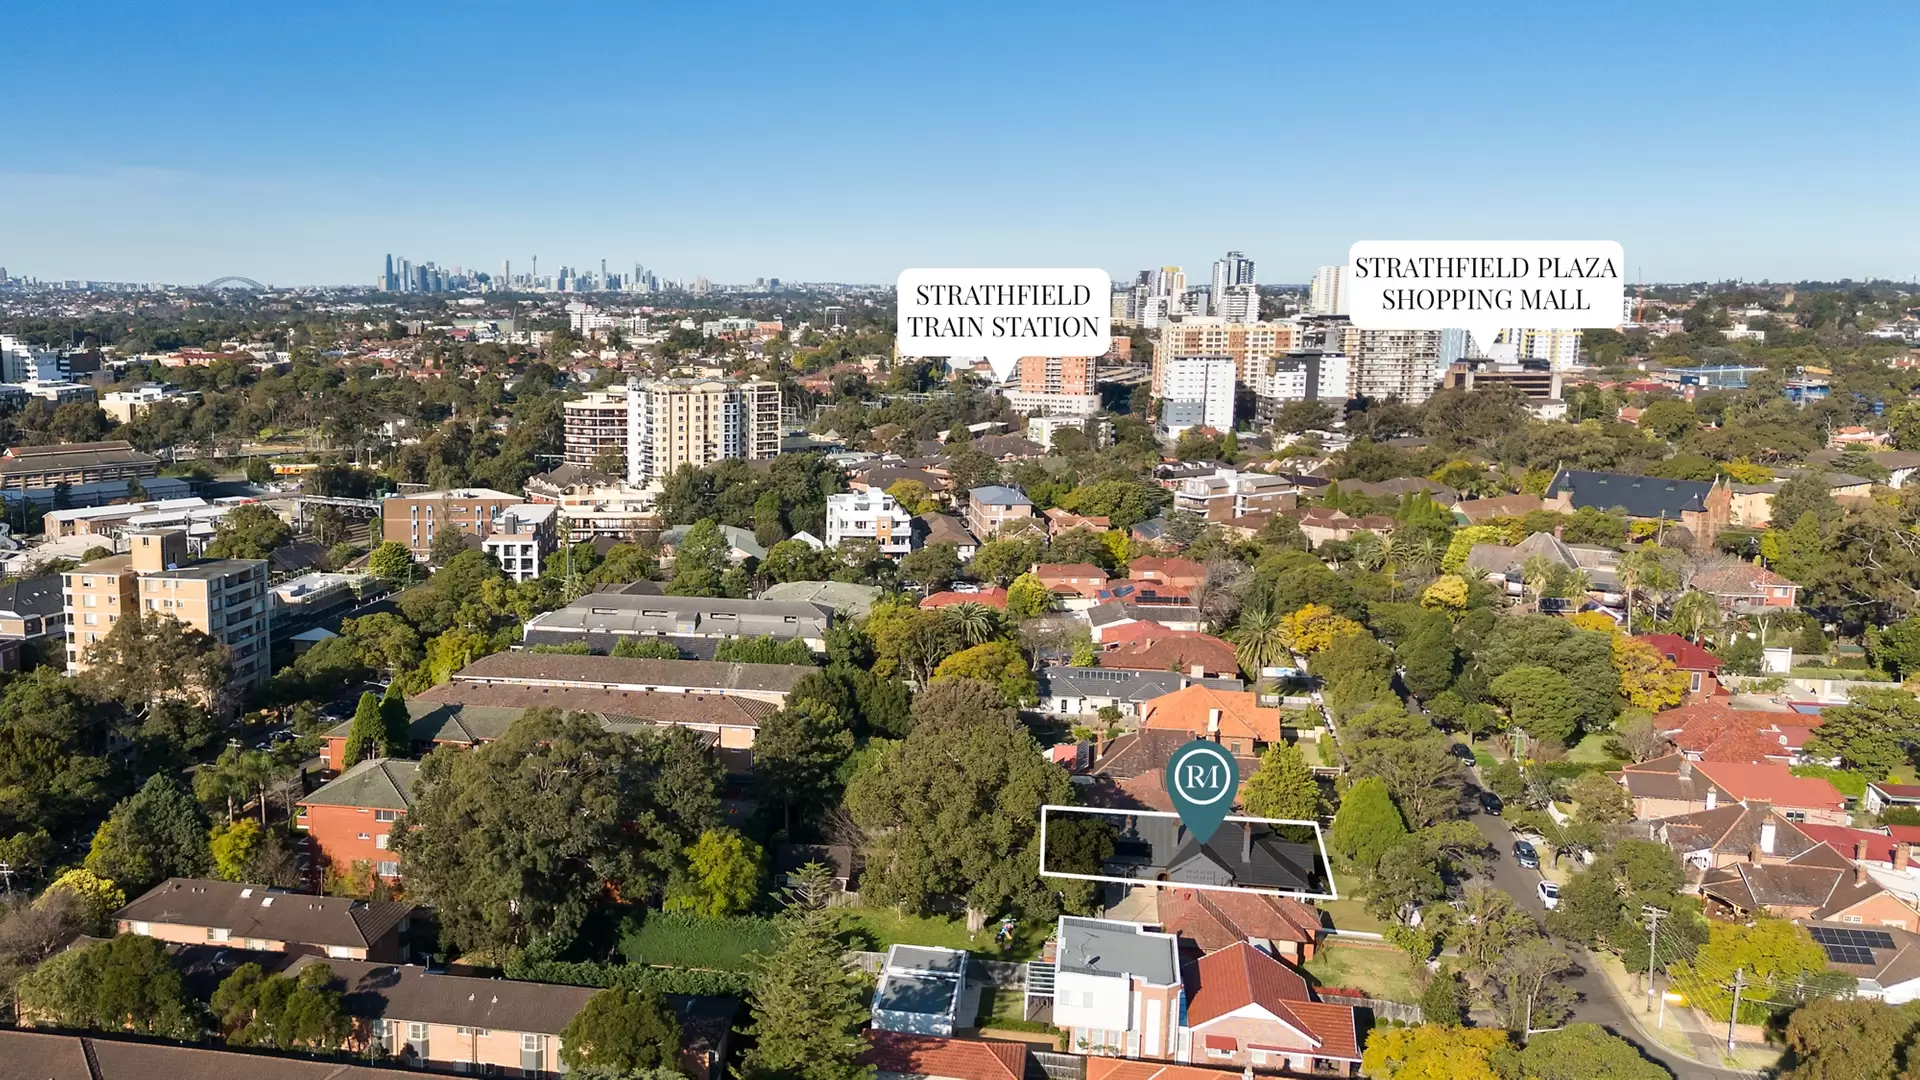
<box><xmin>1402</xmin><ymin>536</ymin><xmax>1442</xmax><ymax>580</ymax></box>
<box><xmin>945</xmin><ymin>602</ymin><xmax>998</xmax><ymax>647</ymax></box>
<box><xmin>1559</xmin><ymin>568</ymin><xmax>1591</xmax><ymax>600</ymax></box>
<box><xmin>1226</xmin><ymin>605</ymin><xmax>1288</xmax><ymax>679</ymax></box>
<box><xmin>1521</xmin><ymin>555</ymin><xmax>1555</xmax><ymax>604</ymax></box>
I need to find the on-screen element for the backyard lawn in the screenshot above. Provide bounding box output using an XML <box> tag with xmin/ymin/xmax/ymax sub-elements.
<box><xmin>1319</xmin><ymin>866</ymin><xmax>1390</xmax><ymax>933</ymax></box>
<box><xmin>1302</xmin><ymin>942</ymin><xmax>1418</xmax><ymax>1003</ymax></box>
<box><xmin>1566</xmin><ymin>732</ymin><xmax>1622</xmax><ymax>765</ymax></box>
<box><xmin>834</xmin><ymin>905</ymin><xmax>1047</xmax><ymax>960</ymax></box>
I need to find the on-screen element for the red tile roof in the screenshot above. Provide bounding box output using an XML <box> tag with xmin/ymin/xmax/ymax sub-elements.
<box><xmin>1797</xmin><ymin>824</ymin><xmax>1903</xmax><ymax>865</ymax></box>
<box><xmin>1086</xmin><ymin>1061</ymin><xmax>1261</xmax><ymax>1080</ymax></box>
<box><xmin>1156</xmin><ymin>888</ymin><xmax>1321</xmax><ymax>952</ymax></box>
<box><xmin>1635</xmin><ymin>633</ymin><xmax>1721</xmax><ymax>672</ymax></box>
<box><xmin>1141</xmin><ymin>685</ymin><xmax>1280</xmax><ymax>742</ymax></box>
<box><xmin>1696</xmin><ymin>728</ymin><xmax>1793</xmax><ymax>765</ymax></box>
<box><xmin>1693</xmin><ymin>760</ymin><xmax>1848</xmax><ymax>811</ymax></box>
<box><xmin>1181</xmin><ymin>943</ymin><xmax>1359</xmax><ymax>1061</ymax></box>
<box><xmin>862</xmin><ymin>1033</ymin><xmax>1027</xmax><ymax>1080</ymax></box>
<box><xmin>1097</xmin><ymin>630</ymin><xmax>1238</xmax><ymax>678</ymax></box>
<box><xmin>921</xmin><ymin>588</ymin><xmax>1009</xmax><ymax>610</ymax></box>
<box><xmin>1129</xmin><ymin>557</ymin><xmax>1207</xmax><ymax>584</ymax></box>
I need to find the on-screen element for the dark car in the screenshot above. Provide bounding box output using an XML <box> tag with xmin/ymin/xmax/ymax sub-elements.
<box><xmin>1479</xmin><ymin>790</ymin><xmax>1503</xmax><ymax>815</ymax></box>
<box><xmin>1449</xmin><ymin>743</ymin><xmax>1476</xmax><ymax>762</ymax></box>
<box><xmin>1513</xmin><ymin>840</ymin><xmax>1540</xmax><ymax>869</ymax></box>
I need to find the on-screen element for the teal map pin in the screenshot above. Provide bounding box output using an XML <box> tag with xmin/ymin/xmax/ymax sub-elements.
<box><xmin>1166</xmin><ymin>739</ymin><xmax>1238</xmax><ymax>844</ymax></box>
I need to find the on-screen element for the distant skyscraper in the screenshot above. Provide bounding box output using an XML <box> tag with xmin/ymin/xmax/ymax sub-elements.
<box><xmin>1308</xmin><ymin>265</ymin><xmax>1347</xmax><ymax>315</ymax></box>
<box><xmin>502</xmin><ymin>259</ymin><xmax>511</xmax><ymax>288</ymax></box>
<box><xmin>1210</xmin><ymin>251</ymin><xmax>1254</xmax><ymax>313</ymax></box>
<box><xmin>383</xmin><ymin>254</ymin><xmax>396</xmax><ymax>292</ymax></box>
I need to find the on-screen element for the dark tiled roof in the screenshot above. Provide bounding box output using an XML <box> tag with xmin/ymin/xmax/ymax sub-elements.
<box><xmin>116</xmin><ymin>878</ymin><xmax>415</xmax><ymax>951</ymax></box>
<box><xmin>453</xmin><ymin>651</ymin><xmax>812</xmax><ymax>695</ymax></box>
<box><xmin>299</xmin><ymin>758</ymin><xmax>419</xmax><ymax>811</ymax></box>
<box><xmin>1546</xmin><ymin>468</ymin><xmax>1714</xmax><ymax>518</ymax></box>
<box><xmin>0</xmin><ymin>572</ymin><xmax>62</xmax><ymax>618</ymax></box>
<box><xmin>0</xmin><ymin>1028</ymin><xmax>396</xmax><ymax>1079</ymax></box>
<box><xmin>415</xmin><ymin>681</ymin><xmax>776</xmax><ymax>728</ymax></box>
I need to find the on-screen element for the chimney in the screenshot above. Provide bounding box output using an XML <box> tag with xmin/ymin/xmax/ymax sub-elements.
<box><xmin>1857</xmin><ymin>839</ymin><xmax>1871</xmax><ymax>865</ymax></box>
<box><xmin>1678</xmin><ymin>758</ymin><xmax>1692</xmax><ymax>778</ymax></box>
<box><xmin>1761</xmin><ymin>820</ymin><xmax>1777</xmax><ymax>855</ymax></box>
<box><xmin>1191</xmin><ymin>664</ymin><xmax>1206</xmax><ymax>678</ymax></box>
<box><xmin>1241</xmin><ymin>822</ymin><xmax>1253</xmax><ymax>864</ymax></box>
<box><xmin>1208</xmin><ymin>708</ymin><xmax>1222</xmax><ymax>735</ymax></box>
<box><xmin>1900</xmin><ymin>843</ymin><xmax>1912</xmax><ymax>872</ymax></box>
<box><xmin>1093</xmin><ymin>731</ymin><xmax>1107</xmax><ymax>759</ymax></box>
<box><xmin>1553</xmin><ymin>525</ymin><xmax>1566</xmax><ymax>539</ymax></box>
<box><xmin>1705</xmin><ymin>788</ymin><xmax>1716</xmax><ymax>810</ymax></box>
<box><xmin>1750</xmin><ymin>845</ymin><xmax>1763</xmax><ymax>865</ymax></box>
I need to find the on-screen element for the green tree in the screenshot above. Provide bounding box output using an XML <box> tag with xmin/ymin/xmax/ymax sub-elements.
<box><xmin>16</xmin><ymin>932</ymin><xmax>202</xmax><ymax>1039</ymax></box>
<box><xmin>667</xmin><ymin>519</ymin><xmax>732</xmax><ymax>597</ymax></box>
<box><xmin>368</xmin><ymin>540</ymin><xmax>416</xmax><ymax>584</ymax></box>
<box><xmin>1674</xmin><ymin>916</ymin><xmax>1836</xmax><ymax>1023</ymax></box>
<box><xmin>1806</xmin><ymin>688</ymin><xmax>1920</xmax><ymax>779</ymax></box>
<box><xmin>393</xmin><ymin>709</ymin><xmax>720</xmax><ymax>959</ymax></box>
<box><xmin>1474</xmin><ymin>616</ymin><xmax>1618</xmax><ymax>735</ymax></box>
<box><xmin>205</xmin><ymin>502</ymin><xmax>293</xmax><ymax>560</ymax></box>
<box><xmin>931</xmin><ymin>640</ymin><xmax>1036</xmax><ymax>707</ymax></box>
<box><xmin>613</xmin><ymin>637</ymin><xmax>683</xmax><ymax>659</ymax></box>
<box><xmin>77</xmin><ymin>608</ymin><xmax>232</xmax><ymax>722</ymax></box>
<box><xmin>1514</xmin><ymin>1023</ymin><xmax>1670</xmax><ymax>1080</ymax></box>
<box><xmin>209</xmin><ymin>818</ymin><xmax>262</xmax><ymax>882</ymax></box>
<box><xmin>898</xmin><ymin>544</ymin><xmax>961</xmax><ymax>592</ymax></box>
<box><xmin>1328</xmin><ymin>776</ymin><xmax>1405</xmax><ymax>873</ymax></box>
<box><xmin>755</xmin><ymin>699</ymin><xmax>855</xmax><ymax>830</ymax></box>
<box><xmin>85</xmin><ymin>775</ymin><xmax>212</xmax><ymax>892</ymax></box>
<box><xmin>1489</xmin><ymin>665</ymin><xmax>1582</xmax><ymax>747</ymax></box>
<box><xmin>341</xmin><ymin>690</ymin><xmax>390</xmax><ymax>768</ymax></box>
<box><xmin>846</xmin><ymin>689</ymin><xmax>1089</xmax><ymax>922</ymax></box>
<box><xmin>971</xmin><ymin>536</ymin><xmax>1042</xmax><ymax>587</ymax></box>
<box><xmin>1241</xmin><ymin>743</ymin><xmax>1321</xmax><ymax>821</ymax></box>
<box><xmin>1780</xmin><ymin>997</ymin><xmax>1920</xmax><ymax>1080</ymax></box>
<box><xmin>665</xmin><ymin>828</ymin><xmax>763</xmax><ymax>918</ymax></box>
<box><xmin>559</xmin><ymin>986</ymin><xmax>685</xmax><ymax>1079</ymax></box>
<box><xmin>211</xmin><ymin>961</ymin><xmax>351</xmax><ymax>1050</ymax></box>
<box><xmin>737</xmin><ymin>891</ymin><xmax>874</xmax><ymax>1080</ymax></box>
<box><xmin>1004</xmin><ymin>572</ymin><xmax>1052</xmax><ymax>618</ymax></box>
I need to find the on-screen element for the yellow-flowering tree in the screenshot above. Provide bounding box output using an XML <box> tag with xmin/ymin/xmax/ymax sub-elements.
<box><xmin>1613</xmin><ymin>634</ymin><xmax>1691</xmax><ymax>711</ymax></box>
<box><xmin>1279</xmin><ymin>603</ymin><xmax>1365</xmax><ymax>655</ymax></box>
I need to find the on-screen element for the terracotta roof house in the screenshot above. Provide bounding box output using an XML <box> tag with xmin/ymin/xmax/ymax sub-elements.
<box><xmin>1043</xmin><ymin>507</ymin><xmax>1112</xmax><ymax>536</ymax></box>
<box><xmin>1083</xmin><ymin>729</ymin><xmax>1260</xmax><ymax>813</ymax></box>
<box><xmin>1155</xmin><ymin>887</ymin><xmax>1323</xmax><ymax>962</ymax></box>
<box><xmin>115</xmin><ymin>878</ymin><xmax>418</xmax><ymax>962</ymax></box>
<box><xmin>1613</xmin><ymin>754</ymin><xmax>1848</xmax><ymax>825</ymax></box>
<box><xmin>1700</xmin><ymin>844</ymin><xmax>1920</xmax><ymax>931</ymax></box>
<box><xmin>1450</xmin><ymin>492</ymin><xmax>1545</xmax><ymax>523</ymax></box>
<box><xmin>1656</xmin><ymin>700</ymin><xmax>1813</xmax><ymax>764</ymax></box>
<box><xmin>920</xmin><ymin>587</ymin><xmax>1009</xmax><ymax>610</ymax></box>
<box><xmin>863</xmin><ymin>1032</ymin><xmax>1029</xmax><ymax>1080</ymax></box>
<box><xmin>1097</xmin><ymin>630</ymin><xmax>1240</xmax><ymax>680</ymax></box>
<box><xmin>1636</xmin><ymin>633</ymin><xmax>1724</xmax><ymax>695</ymax></box>
<box><xmin>1690</xmin><ymin>561</ymin><xmax>1799</xmax><ymax>612</ymax></box>
<box><xmin>1177</xmin><ymin>941</ymin><xmax>1361</xmax><ymax>1075</ymax></box>
<box><xmin>1129</xmin><ymin>557</ymin><xmax>1208</xmax><ymax>591</ymax></box>
<box><xmin>1034</xmin><ymin>562</ymin><xmax>1112</xmax><ymax>602</ymax></box>
<box><xmin>1140</xmin><ymin>685</ymin><xmax>1283</xmax><ymax>754</ymax></box>
<box><xmin>1797</xmin><ymin>825</ymin><xmax>1916</xmax><ymax>872</ymax></box>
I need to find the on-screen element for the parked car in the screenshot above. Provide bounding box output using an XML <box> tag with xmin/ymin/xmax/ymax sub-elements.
<box><xmin>1449</xmin><ymin>742</ymin><xmax>1476</xmax><ymax>762</ymax></box>
<box><xmin>1479</xmin><ymin>790</ymin><xmax>1503</xmax><ymax>815</ymax></box>
<box><xmin>1538</xmin><ymin>880</ymin><xmax>1561</xmax><ymax>910</ymax></box>
<box><xmin>1513</xmin><ymin>840</ymin><xmax>1539</xmax><ymax>869</ymax></box>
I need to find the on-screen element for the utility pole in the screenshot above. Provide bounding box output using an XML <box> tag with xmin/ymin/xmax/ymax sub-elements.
<box><xmin>1728</xmin><ymin>968</ymin><xmax>1747</xmax><ymax>1054</ymax></box>
<box><xmin>1642</xmin><ymin>905</ymin><xmax>1667</xmax><ymax>1013</ymax></box>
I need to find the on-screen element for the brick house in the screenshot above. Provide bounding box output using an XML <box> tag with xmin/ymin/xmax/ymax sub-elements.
<box><xmin>1636</xmin><ymin>633</ymin><xmax>1723</xmax><ymax>695</ymax></box>
<box><xmin>1178</xmin><ymin>942</ymin><xmax>1360</xmax><ymax>1075</ymax></box>
<box><xmin>297</xmin><ymin>757</ymin><xmax>418</xmax><ymax>882</ymax></box>
<box><xmin>1154</xmin><ymin>887</ymin><xmax>1323</xmax><ymax>963</ymax></box>
<box><xmin>863</xmin><ymin>1032</ymin><xmax>1028</xmax><ymax>1080</ymax></box>
<box><xmin>1689</xmin><ymin>561</ymin><xmax>1800</xmax><ymax>612</ymax></box>
<box><xmin>964</xmin><ymin>486</ymin><xmax>1033</xmax><ymax>539</ymax></box>
<box><xmin>1613</xmin><ymin>755</ymin><xmax>1849</xmax><ymax>825</ymax></box>
<box><xmin>1034</xmin><ymin>562</ymin><xmax>1112</xmax><ymax>604</ymax></box>
<box><xmin>114</xmin><ymin>878</ymin><xmax>417</xmax><ymax>962</ymax></box>
<box><xmin>1139</xmin><ymin>684</ymin><xmax>1283</xmax><ymax>757</ymax></box>
<box><xmin>1699</xmin><ymin>845</ymin><xmax>1920</xmax><ymax>931</ymax></box>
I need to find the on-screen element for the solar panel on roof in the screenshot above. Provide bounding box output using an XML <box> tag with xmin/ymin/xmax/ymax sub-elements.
<box><xmin>1822</xmin><ymin>943</ymin><xmax>1878</xmax><ymax>966</ymax></box>
<box><xmin>1809</xmin><ymin>926</ymin><xmax>1897</xmax><ymax>949</ymax></box>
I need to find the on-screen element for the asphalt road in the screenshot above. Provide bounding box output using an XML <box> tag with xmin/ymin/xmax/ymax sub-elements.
<box><xmin>1464</xmin><ymin>804</ymin><xmax>1753</xmax><ymax>1079</ymax></box>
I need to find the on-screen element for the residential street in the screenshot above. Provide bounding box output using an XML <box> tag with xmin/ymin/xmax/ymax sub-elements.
<box><xmin>1464</xmin><ymin>802</ymin><xmax>1757</xmax><ymax>1080</ymax></box>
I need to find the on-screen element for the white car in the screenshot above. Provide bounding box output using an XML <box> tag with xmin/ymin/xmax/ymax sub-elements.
<box><xmin>1537</xmin><ymin>880</ymin><xmax>1561</xmax><ymax>910</ymax></box>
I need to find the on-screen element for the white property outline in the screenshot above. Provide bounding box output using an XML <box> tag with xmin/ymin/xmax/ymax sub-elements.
<box><xmin>1037</xmin><ymin>804</ymin><xmax>1338</xmax><ymax>902</ymax></box>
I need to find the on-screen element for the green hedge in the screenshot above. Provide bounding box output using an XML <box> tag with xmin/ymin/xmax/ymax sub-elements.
<box><xmin>505</xmin><ymin>958</ymin><xmax>753</xmax><ymax>997</ymax></box>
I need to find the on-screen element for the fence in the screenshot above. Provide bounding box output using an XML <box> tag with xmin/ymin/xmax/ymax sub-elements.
<box><xmin>1316</xmin><ymin>989</ymin><xmax>1424</xmax><ymax>1025</ymax></box>
<box><xmin>1031</xmin><ymin>1051</ymin><xmax>1086</xmax><ymax>1080</ymax></box>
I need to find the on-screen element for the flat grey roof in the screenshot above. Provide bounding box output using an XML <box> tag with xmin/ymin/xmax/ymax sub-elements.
<box><xmin>1056</xmin><ymin>917</ymin><xmax>1179</xmax><ymax>986</ymax></box>
<box><xmin>874</xmin><ymin>972</ymin><xmax>960</xmax><ymax>1016</ymax></box>
<box><xmin>889</xmin><ymin>944</ymin><xmax>966</xmax><ymax>975</ymax></box>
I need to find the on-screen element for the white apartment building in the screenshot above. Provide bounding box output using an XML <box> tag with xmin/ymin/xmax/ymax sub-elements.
<box><xmin>1156</xmin><ymin>355</ymin><xmax>1235</xmax><ymax>442</ymax></box>
<box><xmin>1502</xmin><ymin>328</ymin><xmax>1583</xmax><ymax>370</ymax></box>
<box><xmin>0</xmin><ymin>335</ymin><xmax>60</xmax><ymax>384</ymax></box>
<box><xmin>480</xmin><ymin>503</ymin><xmax>559</xmax><ymax>582</ymax></box>
<box><xmin>560</xmin><ymin>377</ymin><xmax>781</xmax><ymax>485</ymax></box>
<box><xmin>1266</xmin><ymin>352</ymin><xmax>1350</xmax><ymax>403</ymax></box>
<box><xmin>1215</xmin><ymin>284</ymin><xmax>1259</xmax><ymax>324</ymax></box>
<box><xmin>1307</xmin><ymin>265</ymin><xmax>1347</xmax><ymax>316</ymax></box>
<box><xmin>825</xmin><ymin>491</ymin><xmax>915</xmax><ymax>555</ymax></box>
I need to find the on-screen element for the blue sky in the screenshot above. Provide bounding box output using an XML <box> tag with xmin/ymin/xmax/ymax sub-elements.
<box><xmin>3</xmin><ymin>1</ymin><xmax>1916</xmax><ymax>287</ymax></box>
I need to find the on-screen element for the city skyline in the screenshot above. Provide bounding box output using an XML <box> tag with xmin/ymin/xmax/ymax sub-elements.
<box><xmin>3</xmin><ymin>2</ymin><xmax>1918</xmax><ymax>286</ymax></box>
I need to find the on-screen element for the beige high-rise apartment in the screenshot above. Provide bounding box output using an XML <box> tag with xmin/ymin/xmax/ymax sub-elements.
<box><xmin>561</xmin><ymin>390</ymin><xmax>632</xmax><ymax>474</ymax></box>
<box><xmin>1152</xmin><ymin>319</ymin><xmax>1301</xmax><ymax>393</ymax></box>
<box><xmin>64</xmin><ymin>529</ymin><xmax>272</xmax><ymax>690</ymax></box>
<box><xmin>559</xmin><ymin>377</ymin><xmax>782</xmax><ymax>486</ymax></box>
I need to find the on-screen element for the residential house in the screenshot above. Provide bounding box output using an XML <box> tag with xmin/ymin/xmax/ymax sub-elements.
<box><xmin>1177</xmin><ymin>942</ymin><xmax>1359</xmax><ymax>1075</ymax></box>
<box><xmin>1868</xmin><ymin>783</ymin><xmax>1920</xmax><ymax>815</ymax></box>
<box><xmin>964</xmin><ymin>486</ymin><xmax>1033</xmax><ymax>539</ymax></box>
<box><xmin>1543</xmin><ymin>468</ymin><xmax>1731</xmax><ymax>546</ymax></box>
<box><xmin>0</xmin><ymin>572</ymin><xmax>64</xmax><ymax>664</ymax></box>
<box><xmin>114</xmin><ymin>878</ymin><xmax>418</xmax><ymax>962</ymax></box>
<box><xmin>1035</xmin><ymin>563</ymin><xmax>1111</xmax><ymax>606</ymax></box>
<box><xmin>1450</xmin><ymin>493</ymin><xmax>1545</xmax><ymax>524</ymax></box>
<box><xmin>1636</xmin><ymin>633</ymin><xmax>1723</xmax><ymax>695</ymax></box>
<box><xmin>1043</xmin><ymin>507</ymin><xmax>1112</xmax><ymax>536</ymax></box>
<box><xmin>772</xmin><ymin>843</ymin><xmax>861</xmax><ymax>901</ymax></box>
<box><xmin>1083</xmin><ymin>729</ymin><xmax>1260</xmax><ymax>814</ymax></box>
<box><xmin>871</xmin><ymin>945</ymin><xmax>970</xmax><ymax>1037</ymax></box>
<box><xmin>1093</xmin><ymin>815</ymin><xmax>1325</xmax><ymax>894</ymax></box>
<box><xmin>1096</xmin><ymin>628</ymin><xmax>1240</xmax><ymax>680</ymax></box>
<box><xmin>1039</xmin><ymin>667</ymin><xmax>1242</xmax><ymax>719</ymax></box>
<box><xmin>520</xmin><ymin>592</ymin><xmax>832</xmax><ymax>656</ymax></box>
<box><xmin>1656</xmin><ymin>700</ymin><xmax>1803</xmax><ymax>764</ymax></box>
<box><xmin>1657</xmin><ymin>801</ymin><xmax>1819</xmax><ymax>871</ymax></box>
<box><xmin>1129</xmin><ymin>557</ymin><xmax>1208</xmax><ymax>593</ymax></box>
<box><xmin>1154</xmin><ymin>887</ymin><xmax>1323</xmax><ymax>963</ymax></box>
<box><xmin>1051</xmin><ymin>917</ymin><xmax>1185</xmax><ymax>1058</ymax></box>
<box><xmin>1612</xmin><ymin>755</ymin><xmax>1849</xmax><ymax>825</ymax></box>
<box><xmin>1699</xmin><ymin>845</ymin><xmax>1920</xmax><ymax>931</ymax></box>
<box><xmin>827</xmin><ymin>491</ymin><xmax>917</xmax><ymax>555</ymax></box>
<box><xmin>1798</xmin><ymin>921</ymin><xmax>1920</xmax><ymax>1005</ymax></box>
<box><xmin>297</xmin><ymin>758</ymin><xmax>418</xmax><ymax>882</ymax></box>
<box><xmin>1139</xmin><ymin>684</ymin><xmax>1283</xmax><ymax>757</ymax></box>
<box><xmin>1088</xmin><ymin>601</ymin><xmax>1205</xmax><ymax>640</ymax></box>
<box><xmin>0</xmin><ymin>1029</ymin><xmax>399</xmax><ymax>1080</ymax></box>
<box><xmin>916</xmin><ymin>513</ymin><xmax>979</xmax><ymax>561</ymax></box>
<box><xmin>1689</xmin><ymin>560</ymin><xmax>1799</xmax><ymax>612</ymax></box>
<box><xmin>863</xmin><ymin>1032</ymin><xmax>1029</xmax><ymax>1080</ymax></box>
<box><xmin>1340</xmin><ymin>477</ymin><xmax>1456</xmax><ymax>503</ymax></box>
<box><xmin>1462</xmin><ymin>530</ymin><xmax>1623</xmax><ymax>604</ymax></box>
<box><xmin>285</xmin><ymin>955</ymin><xmax>735</xmax><ymax>1080</ymax></box>
<box><xmin>1830</xmin><ymin>426</ymin><xmax>1889</xmax><ymax>449</ymax></box>
<box><xmin>661</xmin><ymin>523</ymin><xmax>766</xmax><ymax>565</ymax></box>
